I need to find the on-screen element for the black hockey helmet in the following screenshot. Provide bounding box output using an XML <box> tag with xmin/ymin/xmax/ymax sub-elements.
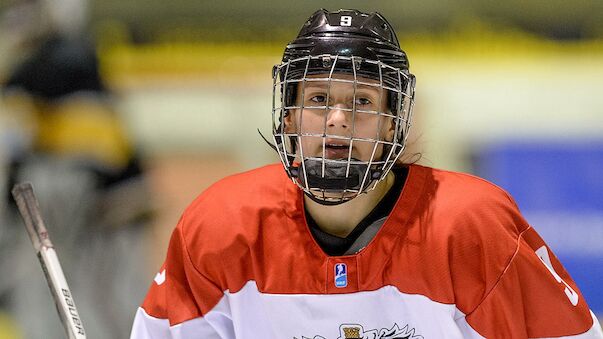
<box><xmin>272</xmin><ymin>9</ymin><xmax>416</xmax><ymax>204</ymax></box>
<box><xmin>282</xmin><ymin>9</ymin><xmax>409</xmax><ymax>72</ymax></box>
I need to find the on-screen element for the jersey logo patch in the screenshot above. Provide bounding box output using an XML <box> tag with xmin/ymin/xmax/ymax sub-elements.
<box><xmin>334</xmin><ymin>263</ymin><xmax>347</xmax><ymax>288</ymax></box>
<box><xmin>154</xmin><ymin>269</ymin><xmax>166</xmax><ymax>285</ymax></box>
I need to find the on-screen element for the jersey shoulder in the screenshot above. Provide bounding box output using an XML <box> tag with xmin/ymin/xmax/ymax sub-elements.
<box><xmin>416</xmin><ymin>165</ymin><xmax>529</xmax><ymax>234</ymax></box>
<box><xmin>183</xmin><ymin>162</ymin><xmax>289</xmax><ymax>213</ymax></box>
<box><xmin>407</xmin><ymin>166</ymin><xmax>535</xmax><ymax>313</ymax></box>
<box><xmin>424</xmin><ymin>166</ymin><xmax>517</xmax><ymax>207</ymax></box>
<box><xmin>174</xmin><ymin>163</ymin><xmax>294</xmax><ymax>263</ymax></box>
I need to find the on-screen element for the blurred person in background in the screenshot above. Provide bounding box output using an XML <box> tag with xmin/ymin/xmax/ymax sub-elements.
<box><xmin>130</xmin><ymin>8</ymin><xmax>602</xmax><ymax>339</ymax></box>
<box><xmin>0</xmin><ymin>0</ymin><xmax>153</xmax><ymax>337</ymax></box>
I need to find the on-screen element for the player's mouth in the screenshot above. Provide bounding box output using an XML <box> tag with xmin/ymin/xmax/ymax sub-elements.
<box><xmin>324</xmin><ymin>142</ymin><xmax>352</xmax><ymax>159</ymax></box>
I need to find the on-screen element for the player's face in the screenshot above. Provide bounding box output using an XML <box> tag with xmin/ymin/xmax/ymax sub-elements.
<box><xmin>284</xmin><ymin>73</ymin><xmax>395</xmax><ymax>163</ymax></box>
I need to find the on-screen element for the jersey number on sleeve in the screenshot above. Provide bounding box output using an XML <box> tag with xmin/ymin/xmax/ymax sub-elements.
<box><xmin>535</xmin><ymin>246</ymin><xmax>579</xmax><ymax>306</ymax></box>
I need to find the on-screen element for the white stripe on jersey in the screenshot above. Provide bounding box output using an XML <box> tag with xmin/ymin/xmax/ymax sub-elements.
<box><xmin>131</xmin><ymin>281</ymin><xmax>602</xmax><ymax>339</ymax></box>
<box><xmin>132</xmin><ymin>281</ymin><xmax>484</xmax><ymax>338</ymax></box>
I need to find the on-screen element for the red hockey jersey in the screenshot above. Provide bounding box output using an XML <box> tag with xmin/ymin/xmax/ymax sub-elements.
<box><xmin>131</xmin><ymin>164</ymin><xmax>602</xmax><ymax>338</ymax></box>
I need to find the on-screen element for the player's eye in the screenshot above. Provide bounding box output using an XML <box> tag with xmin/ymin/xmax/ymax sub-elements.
<box><xmin>354</xmin><ymin>97</ymin><xmax>372</xmax><ymax>106</ymax></box>
<box><xmin>309</xmin><ymin>95</ymin><xmax>327</xmax><ymax>104</ymax></box>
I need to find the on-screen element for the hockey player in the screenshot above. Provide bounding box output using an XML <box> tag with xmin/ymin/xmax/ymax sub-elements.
<box><xmin>130</xmin><ymin>9</ymin><xmax>603</xmax><ymax>339</ymax></box>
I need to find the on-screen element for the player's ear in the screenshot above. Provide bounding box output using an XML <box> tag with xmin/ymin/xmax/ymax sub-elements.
<box><xmin>283</xmin><ymin>110</ymin><xmax>297</xmax><ymax>133</ymax></box>
<box><xmin>383</xmin><ymin>115</ymin><xmax>395</xmax><ymax>141</ymax></box>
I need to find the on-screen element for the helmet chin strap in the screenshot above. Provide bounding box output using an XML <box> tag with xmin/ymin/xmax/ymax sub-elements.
<box><xmin>291</xmin><ymin>158</ymin><xmax>382</xmax><ymax>205</ymax></box>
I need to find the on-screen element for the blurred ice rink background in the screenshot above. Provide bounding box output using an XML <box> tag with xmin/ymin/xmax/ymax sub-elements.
<box><xmin>0</xmin><ymin>0</ymin><xmax>602</xmax><ymax>337</ymax></box>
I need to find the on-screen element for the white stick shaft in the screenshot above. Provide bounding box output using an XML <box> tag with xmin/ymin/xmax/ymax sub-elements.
<box><xmin>12</xmin><ymin>183</ymin><xmax>87</xmax><ymax>339</ymax></box>
<box><xmin>40</xmin><ymin>247</ymin><xmax>86</xmax><ymax>338</ymax></box>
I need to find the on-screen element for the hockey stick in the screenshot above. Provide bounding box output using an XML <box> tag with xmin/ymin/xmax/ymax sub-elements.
<box><xmin>11</xmin><ymin>182</ymin><xmax>87</xmax><ymax>339</ymax></box>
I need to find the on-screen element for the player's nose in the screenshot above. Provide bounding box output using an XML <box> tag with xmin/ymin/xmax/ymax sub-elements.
<box><xmin>326</xmin><ymin>104</ymin><xmax>350</xmax><ymax>129</ymax></box>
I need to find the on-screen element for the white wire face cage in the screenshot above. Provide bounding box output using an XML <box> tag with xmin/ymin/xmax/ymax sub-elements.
<box><xmin>272</xmin><ymin>54</ymin><xmax>416</xmax><ymax>204</ymax></box>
